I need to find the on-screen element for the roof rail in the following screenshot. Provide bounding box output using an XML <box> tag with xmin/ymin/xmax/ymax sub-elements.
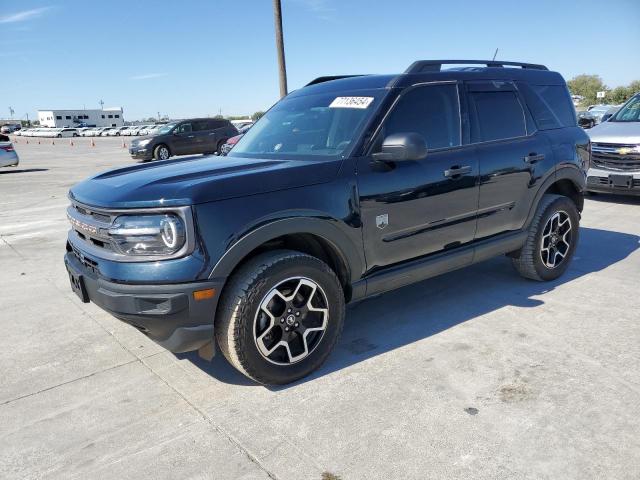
<box><xmin>405</xmin><ymin>60</ymin><xmax>548</xmax><ymax>74</ymax></box>
<box><xmin>305</xmin><ymin>75</ymin><xmax>365</xmax><ymax>86</ymax></box>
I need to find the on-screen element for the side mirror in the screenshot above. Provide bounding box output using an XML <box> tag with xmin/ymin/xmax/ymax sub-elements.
<box><xmin>372</xmin><ymin>132</ymin><xmax>427</xmax><ymax>162</ymax></box>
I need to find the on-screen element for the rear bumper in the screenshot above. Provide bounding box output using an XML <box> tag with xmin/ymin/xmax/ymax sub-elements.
<box><xmin>64</xmin><ymin>251</ymin><xmax>222</xmax><ymax>353</ymax></box>
<box><xmin>587</xmin><ymin>167</ymin><xmax>640</xmax><ymax>196</ymax></box>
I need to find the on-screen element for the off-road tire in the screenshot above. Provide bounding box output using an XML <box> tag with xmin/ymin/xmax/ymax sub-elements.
<box><xmin>215</xmin><ymin>250</ymin><xmax>345</xmax><ymax>385</ymax></box>
<box><xmin>512</xmin><ymin>194</ymin><xmax>580</xmax><ymax>281</ymax></box>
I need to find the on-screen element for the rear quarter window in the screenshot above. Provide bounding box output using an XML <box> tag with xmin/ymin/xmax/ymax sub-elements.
<box><xmin>518</xmin><ymin>83</ymin><xmax>576</xmax><ymax>130</ymax></box>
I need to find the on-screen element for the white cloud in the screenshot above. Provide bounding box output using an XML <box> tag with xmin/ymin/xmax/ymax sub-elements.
<box><xmin>0</xmin><ymin>7</ymin><xmax>51</xmax><ymax>24</ymax></box>
<box><xmin>129</xmin><ymin>73</ymin><xmax>168</xmax><ymax>80</ymax></box>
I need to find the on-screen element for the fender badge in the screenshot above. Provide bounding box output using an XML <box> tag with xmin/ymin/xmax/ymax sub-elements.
<box><xmin>376</xmin><ymin>214</ymin><xmax>389</xmax><ymax>229</ymax></box>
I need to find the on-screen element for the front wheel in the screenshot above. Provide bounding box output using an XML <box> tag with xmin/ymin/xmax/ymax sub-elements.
<box><xmin>216</xmin><ymin>250</ymin><xmax>345</xmax><ymax>385</ymax></box>
<box><xmin>153</xmin><ymin>144</ymin><xmax>170</xmax><ymax>161</ymax></box>
<box><xmin>512</xmin><ymin>194</ymin><xmax>580</xmax><ymax>281</ymax></box>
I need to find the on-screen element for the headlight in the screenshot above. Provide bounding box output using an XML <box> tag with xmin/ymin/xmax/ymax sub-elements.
<box><xmin>108</xmin><ymin>214</ymin><xmax>186</xmax><ymax>256</ymax></box>
<box><xmin>137</xmin><ymin>139</ymin><xmax>151</xmax><ymax>147</ymax></box>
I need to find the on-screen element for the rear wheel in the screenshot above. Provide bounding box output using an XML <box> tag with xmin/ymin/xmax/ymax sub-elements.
<box><xmin>153</xmin><ymin>144</ymin><xmax>170</xmax><ymax>161</ymax></box>
<box><xmin>216</xmin><ymin>250</ymin><xmax>345</xmax><ymax>385</ymax></box>
<box><xmin>216</xmin><ymin>140</ymin><xmax>226</xmax><ymax>155</ymax></box>
<box><xmin>512</xmin><ymin>194</ymin><xmax>579</xmax><ymax>281</ymax></box>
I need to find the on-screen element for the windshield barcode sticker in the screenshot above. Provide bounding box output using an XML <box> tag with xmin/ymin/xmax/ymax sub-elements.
<box><xmin>329</xmin><ymin>96</ymin><xmax>374</xmax><ymax>109</ymax></box>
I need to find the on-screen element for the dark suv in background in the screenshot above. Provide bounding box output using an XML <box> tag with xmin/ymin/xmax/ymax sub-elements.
<box><xmin>65</xmin><ymin>60</ymin><xmax>589</xmax><ymax>385</ymax></box>
<box><xmin>129</xmin><ymin>118</ymin><xmax>238</xmax><ymax>161</ymax></box>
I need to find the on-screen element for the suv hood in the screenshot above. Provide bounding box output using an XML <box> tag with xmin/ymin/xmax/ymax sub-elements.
<box><xmin>587</xmin><ymin>122</ymin><xmax>640</xmax><ymax>144</ymax></box>
<box><xmin>69</xmin><ymin>155</ymin><xmax>342</xmax><ymax>208</ymax></box>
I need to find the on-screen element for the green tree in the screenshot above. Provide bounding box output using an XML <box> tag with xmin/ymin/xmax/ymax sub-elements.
<box><xmin>567</xmin><ymin>74</ymin><xmax>607</xmax><ymax>106</ymax></box>
<box><xmin>251</xmin><ymin>111</ymin><xmax>265</xmax><ymax>121</ymax></box>
<box><xmin>609</xmin><ymin>86</ymin><xmax>632</xmax><ymax>104</ymax></box>
<box><xmin>628</xmin><ymin>80</ymin><xmax>640</xmax><ymax>96</ymax></box>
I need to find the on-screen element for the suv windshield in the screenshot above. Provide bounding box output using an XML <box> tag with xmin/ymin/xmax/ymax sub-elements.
<box><xmin>611</xmin><ymin>95</ymin><xmax>640</xmax><ymax>122</ymax></box>
<box><xmin>229</xmin><ymin>92</ymin><xmax>381</xmax><ymax>159</ymax></box>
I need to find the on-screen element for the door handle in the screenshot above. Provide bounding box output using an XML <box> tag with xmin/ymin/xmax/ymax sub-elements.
<box><xmin>443</xmin><ymin>165</ymin><xmax>472</xmax><ymax>178</ymax></box>
<box><xmin>524</xmin><ymin>153</ymin><xmax>545</xmax><ymax>164</ymax></box>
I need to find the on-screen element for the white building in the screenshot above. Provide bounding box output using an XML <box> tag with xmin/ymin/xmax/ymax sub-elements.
<box><xmin>37</xmin><ymin>108</ymin><xmax>124</xmax><ymax>128</ymax></box>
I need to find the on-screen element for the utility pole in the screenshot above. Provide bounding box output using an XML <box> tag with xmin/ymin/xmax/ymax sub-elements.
<box><xmin>273</xmin><ymin>0</ymin><xmax>288</xmax><ymax>98</ymax></box>
<box><xmin>9</xmin><ymin>106</ymin><xmax>14</xmax><ymax>119</ymax></box>
<box><xmin>99</xmin><ymin>99</ymin><xmax>104</xmax><ymax>110</ymax></box>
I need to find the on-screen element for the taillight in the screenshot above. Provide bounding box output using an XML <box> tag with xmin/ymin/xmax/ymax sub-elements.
<box><xmin>1</xmin><ymin>145</ymin><xmax>14</xmax><ymax>152</ymax></box>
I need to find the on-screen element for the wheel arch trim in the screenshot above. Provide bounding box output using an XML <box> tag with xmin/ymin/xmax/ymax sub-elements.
<box><xmin>208</xmin><ymin>217</ymin><xmax>364</xmax><ymax>284</ymax></box>
<box><xmin>525</xmin><ymin>165</ymin><xmax>585</xmax><ymax>228</ymax></box>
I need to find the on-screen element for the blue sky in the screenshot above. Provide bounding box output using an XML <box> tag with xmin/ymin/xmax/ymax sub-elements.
<box><xmin>1</xmin><ymin>0</ymin><xmax>639</xmax><ymax>121</ymax></box>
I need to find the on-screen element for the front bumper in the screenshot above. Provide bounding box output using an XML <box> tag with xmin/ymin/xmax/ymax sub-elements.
<box><xmin>129</xmin><ymin>145</ymin><xmax>153</xmax><ymax>160</ymax></box>
<box><xmin>587</xmin><ymin>167</ymin><xmax>640</xmax><ymax>196</ymax></box>
<box><xmin>64</xmin><ymin>251</ymin><xmax>222</xmax><ymax>353</ymax></box>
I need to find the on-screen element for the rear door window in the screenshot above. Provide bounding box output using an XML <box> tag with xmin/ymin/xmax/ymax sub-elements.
<box><xmin>192</xmin><ymin>120</ymin><xmax>209</xmax><ymax>132</ymax></box>
<box><xmin>467</xmin><ymin>82</ymin><xmax>526</xmax><ymax>142</ymax></box>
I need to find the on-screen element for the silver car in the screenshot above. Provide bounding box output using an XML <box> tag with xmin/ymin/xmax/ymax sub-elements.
<box><xmin>0</xmin><ymin>136</ymin><xmax>19</xmax><ymax>168</ymax></box>
<box><xmin>587</xmin><ymin>93</ymin><xmax>640</xmax><ymax>196</ymax></box>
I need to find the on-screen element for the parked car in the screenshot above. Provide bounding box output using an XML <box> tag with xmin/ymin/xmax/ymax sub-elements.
<box><xmin>586</xmin><ymin>93</ymin><xmax>640</xmax><ymax>196</ymax></box>
<box><xmin>105</xmin><ymin>126</ymin><xmax>130</xmax><ymax>136</ymax></box>
<box><xmin>129</xmin><ymin>118</ymin><xmax>238</xmax><ymax>161</ymax></box>
<box><xmin>220</xmin><ymin>133</ymin><xmax>244</xmax><ymax>155</ymax></box>
<box><xmin>577</xmin><ymin>111</ymin><xmax>596</xmax><ymax>129</ymax></box>
<box><xmin>65</xmin><ymin>59</ymin><xmax>589</xmax><ymax>385</ymax></box>
<box><xmin>80</xmin><ymin>128</ymin><xmax>97</xmax><ymax>137</ymax></box>
<box><xmin>587</xmin><ymin>104</ymin><xmax>617</xmax><ymax>124</ymax></box>
<box><xmin>0</xmin><ymin>134</ymin><xmax>19</xmax><ymax>167</ymax></box>
<box><xmin>1</xmin><ymin>124</ymin><xmax>21</xmax><ymax>134</ymax></box>
<box><xmin>600</xmin><ymin>106</ymin><xmax>621</xmax><ymax>123</ymax></box>
<box><xmin>53</xmin><ymin>128</ymin><xmax>79</xmax><ymax>138</ymax></box>
<box><xmin>121</xmin><ymin>126</ymin><xmax>138</xmax><ymax>136</ymax></box>
<box><xmin>97</xmin><ymin>127</ymin><xmax>115</xmax><ymax>136</ymax></box>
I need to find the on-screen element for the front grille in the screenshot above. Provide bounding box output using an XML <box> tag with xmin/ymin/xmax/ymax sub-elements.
<box><xmin>591</xmin><ymin>143</ymin><xmax>640</xmax><ymax>172</ymax></box>
<box><xmin>67</xmin><ymin>201</ymin><xmax>117</xmax><ymax>253</ymax></box>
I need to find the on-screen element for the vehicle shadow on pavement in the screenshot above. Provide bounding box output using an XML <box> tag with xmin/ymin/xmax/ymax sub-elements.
<box><xmin>0</xmin><ymin>168</ymin><xmax>48</xmax><ymax>174</ymax></box>
<box><xmin>182</xmin><ymin>227</ymin><xmax>639</xmax><ymax>388</ymax></box>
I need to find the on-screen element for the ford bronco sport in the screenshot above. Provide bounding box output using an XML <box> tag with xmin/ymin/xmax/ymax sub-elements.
<box><xmin>64</xmin><ymin>60</ymin><xmax>590</xmax><ymax>385</ymax></box>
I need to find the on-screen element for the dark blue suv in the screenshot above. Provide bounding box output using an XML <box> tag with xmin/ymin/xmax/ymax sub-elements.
<box><xmin>64</xmin><ymin>60</ymin><xmax>590</xmax><ymax>385</ymax></box>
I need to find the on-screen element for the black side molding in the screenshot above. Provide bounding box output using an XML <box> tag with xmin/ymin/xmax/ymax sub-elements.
<box><xmin>352</xmin><ymin>230</ymin><xmax>527</xmax><ymax>300</ymax></box>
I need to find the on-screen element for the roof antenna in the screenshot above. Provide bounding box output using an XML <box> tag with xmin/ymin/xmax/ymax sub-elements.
<box><xmin>492</xmin><ymin>48</ymin><xmax>499</xmax><ymax>61</ymax></box>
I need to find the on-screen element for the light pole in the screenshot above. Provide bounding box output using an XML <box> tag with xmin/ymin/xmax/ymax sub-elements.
<box><xmin>273</xmin><ymin>0</ymin><xmax>288</xmax><ymax>98</ymax></box>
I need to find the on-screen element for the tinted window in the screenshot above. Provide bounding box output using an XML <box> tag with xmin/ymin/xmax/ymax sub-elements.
<box><xmin>381</xmin><ymin>84</ymin><xmax>460</xmax><ymax>150</ymax></box>
<box><xmin>192</xmin><ymin>120</ymin><xmax>209</xmax><ymax>131</ymax></box>
<box><xmin>469</xmin><ymin>91</ymin><xmax>526</xmax><ymax>142</ymax></box>
<box><xmin>207</xmin><ymin>120</ymin><xmax>225</xmax><ymax>129</ymax></box>
<box><xmin>175</xmin><ymin>123</ymin><xmax>192</xmax><ymax>134</ymax></box>
<box><xmin>518</xmin><ymin>83</ymin><xmax>576</xmax><ymax>129</ymax></box>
